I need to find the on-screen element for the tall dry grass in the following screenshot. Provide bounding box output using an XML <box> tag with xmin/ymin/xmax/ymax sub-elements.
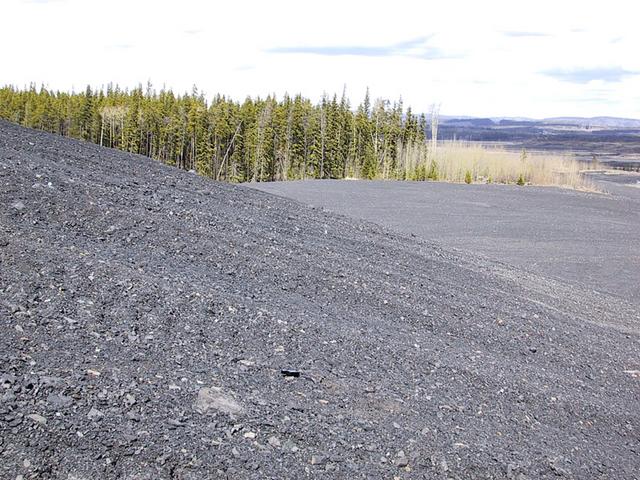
<box><xmin>398</xmin><ymin>141</ymin><xmax>601</xmax><ymax>192</ymax></box>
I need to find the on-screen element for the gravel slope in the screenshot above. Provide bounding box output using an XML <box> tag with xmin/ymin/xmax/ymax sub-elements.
<box><xmin>1</xmin><ymin>120</ymin><xmax>639</xmax><ymax>479</ymax></box>
<box><xmin>250</xmin><ymin>178</ymin><xmax>640</xmax><ymax>303</ymax></box>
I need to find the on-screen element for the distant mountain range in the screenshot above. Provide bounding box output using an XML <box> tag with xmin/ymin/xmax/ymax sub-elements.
<box><xmin>540</xmin><ymin>117</ymin><xmax>640</xmax><ymax>128</ymax></box>
<box><xmin>440</xmin><ymin>116</ymin><xmax>640</xmax><ymax>129</ymax></box>
<box><xmin>434</xmin><ymin>114</ymin><xmax>640</xmax><ymax>161</ymax></box>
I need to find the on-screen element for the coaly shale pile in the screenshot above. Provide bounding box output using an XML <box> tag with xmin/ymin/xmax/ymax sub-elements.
<box><xmin>0</xmin><ymin>120</ymin><xmax>639</xmax><ymax>479</ymax></box>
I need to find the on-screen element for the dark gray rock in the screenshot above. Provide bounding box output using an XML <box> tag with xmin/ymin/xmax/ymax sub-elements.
<box><xmin>0</xmin><ymin>120</ymin><xmax>638</xmax><ymax>479</ymax></box>
<box><xmin>47</xmin><ymin>393</ymin><xmax>74</xmax><ymax>409</ymax></box>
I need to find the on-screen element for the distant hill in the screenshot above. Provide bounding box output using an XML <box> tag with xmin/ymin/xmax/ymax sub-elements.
<box><xmin>439</xmin><ymin>117</ymin><xmax>496</xmax><ymax>127</ymax></box>
<box><xmin>441</xmin><ymin>115</ymin><xmax>640</xmax><ymax>129</ymax></box>
<box><xmin>435</xmin><ymin>115</ymin><xmax>640</xmax><ymax>159</ymax></box>
<box><xmin>542</xmin><ymin>117</ymin><xmax>640</xmax><ymax>128</ymax></box>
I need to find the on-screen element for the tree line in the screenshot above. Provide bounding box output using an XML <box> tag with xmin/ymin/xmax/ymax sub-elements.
<box><xmin>0</xmin><ymin>83</ymin><xmax>440</xmax><ymax>182</ymax></box>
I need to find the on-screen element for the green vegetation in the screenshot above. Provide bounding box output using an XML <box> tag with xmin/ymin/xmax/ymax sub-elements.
<box><xmin>464</xmin><ymin>170</ymin><xmax>472</xmax><ymax>184</ymax></box>
<box><xmin>0</xmin><ymin>83</ymin><xmax>429</xmax><ymax>182</ymax></box>
<box><xmin>0</xmin><ymin>83</ymin><xmax>601</xmax><ymax>191</ymax></box>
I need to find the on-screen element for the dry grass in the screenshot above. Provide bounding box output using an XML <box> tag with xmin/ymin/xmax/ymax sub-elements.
<box><xmin>427</xmin><ymin>141</ymin><xmax>602</xmax><ymax>192</ymax></box>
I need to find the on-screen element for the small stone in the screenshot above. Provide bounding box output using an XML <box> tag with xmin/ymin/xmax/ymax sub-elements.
<box><xmin>283</xmin><ymin>440</ymin><xmax>299</xmax><ymax>452</ymax></box>
<box><xmin>548</xmin><ymin>456</ymin><xmax>571</xmax><ymax>476</ymax></box>
<box><xmin>47</xmin><ymin>393</ymin><xmax>74</xmax><ymax>409</ymax></box>
<box><xmin>1</xmin><ymin>374</ymin><xmax>16</xmax><ymax>388</ymax></box>
<box><xmin>243</xmin><ymin>431</ymin><xmax>256</xmax><ymax>439</ymax></box>
<box><xmin>27</xmin><ymin>414</ymin><xmax>47</xmax><ymax>425</ymax></box>
<box><xmin>124</xmin><ymin>393</ymin><xmax>136</xmax><ymax>407</ymax></box>
<box><xmin>11</xmin><ymin>201</ymin><xmax>25</xmax><ymax>211</ymax></box>
<box><xmin>126</xmin><ymin>411</ymin><xmax>141</xmax><ymax>422</ymax></box>
<box><xmin>40</xmin><ymin>376</ymin><xmax>63</xmax><ymax>387</ymax></box>
<box><xmin>195</xmin><ymin>387</ymin><xmax>243</xmax><ymax>415</ymax></box>
<box><xmin>8</xmin><ymin>416</ymin><xmax>23</xmax><ymax>427</ymax></box>
<box><xmin>394</xmin><ymin>451</ymin><xmax>409</xmax><ymax>467</ymax></box>
<box><xmin>166</xmin><ymin>418</ymin><xmax>185</xmax><ymax>428</ymax></box>
<box><xmin>311</xmin><ymin>455</ymin><xmax>327</xmax><ymax>465</ymax></box>
<box><xmin>87</xmin><ymin>407</ymin><xmax>104</xmax><ymax>420</ymax></box>
<box><xmin>267</xmin><ymin>436</ymin><xmax>281</xmax><ymax>448</ymax></box>
<box><xmin>1</xmin><ymin>392</ymin><xmax>16</xmax><ymax>403</ymax></box>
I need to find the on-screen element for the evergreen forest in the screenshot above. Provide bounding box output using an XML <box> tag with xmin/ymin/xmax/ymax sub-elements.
<box><xmin>0</xmin><ymin>84</ymin><xmax>439</xmax><ymax>182</ymax></box>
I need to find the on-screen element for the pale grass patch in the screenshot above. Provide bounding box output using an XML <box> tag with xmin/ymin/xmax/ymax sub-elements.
<box><xmin>433</xmin><ymin>141</ymin><xmax>602</xmax><ymax>192</ymax></box>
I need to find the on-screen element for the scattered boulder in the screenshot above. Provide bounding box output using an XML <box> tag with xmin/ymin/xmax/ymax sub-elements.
<box><xmin>0</xmin><ymin>374</ymin><xmax>16</xmax><ymax>389</ymax></box>
<box><xmin>27</xmin><ymin>414</ymin><xmax>47</xmax><ymax>425</ymax></box>
<box><xmin>394</xmin><ymin>451</ymin><xmax>409</xmax><ymax>468</ymax></box>
<box><xmin>194</xmin><ymin>387</ymin><xmax>243</xmax><ymax>415</ymax></box>
<box><xmin>87</xmin><ymin>407</ymin><xmax>104</xmax><ymax>421</ymax></box>
<box><xmin>282</xmin><ymin>440</ymin><xmax>299</xmax><ymax>453</ymax></box>
<box><xmin>124</xmin><ymin>393</ymin><xmax>136</xmax><ymax>407</ymax></box>
<box><xmin>267</xmin><ymin>436</ymin><xmax>281</xmax><ymax>448</ymax></box>
<box><xmin>47</xmin><ymin>393</ymin><xmax>74</xmax><ymax>409</ymax></box>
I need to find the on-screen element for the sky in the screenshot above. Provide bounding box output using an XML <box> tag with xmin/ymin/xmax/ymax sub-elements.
<box><xmin>3</xmin><ymin>0</ymin><xmax>639</xmax><ymax>118</ymax></box>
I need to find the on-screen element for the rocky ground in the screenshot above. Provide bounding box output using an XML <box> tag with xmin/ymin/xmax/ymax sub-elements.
<box><xmin>252</xmin><ymin>175</ymin><xmax>640</xmax><ymax>303</ymax></box>
<box><xmin>1</xmin><ymin>120</ymin><xmax>639</xmax><ymax>479</ymax></box>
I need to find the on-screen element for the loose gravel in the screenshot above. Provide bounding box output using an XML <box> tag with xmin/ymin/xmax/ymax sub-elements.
<box><xmin>1</xmin><ymin>120</ymin><xmax>639</xmax><ymax>479</ymax></box>
<box><xmin>251</xmin><ymin>177</ymin><xmax>640</xmax><ymax>303</ymax></box>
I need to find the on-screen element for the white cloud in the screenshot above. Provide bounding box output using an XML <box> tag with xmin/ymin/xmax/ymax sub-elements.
<box><xmin>2</xmin><ymin>0</ymin><xmax>639</xmax><ymax>117</ymax></box>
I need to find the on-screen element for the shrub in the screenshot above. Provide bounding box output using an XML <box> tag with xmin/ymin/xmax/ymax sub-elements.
<box><xmin>427</xmin><ymin>160</ymin><xmax>439</xmax><ymax>180</ymax></box>
<box><xmin>464</xmin><ymin>170</ymin><xmax>472</xmax><ymax>184</ymax></box>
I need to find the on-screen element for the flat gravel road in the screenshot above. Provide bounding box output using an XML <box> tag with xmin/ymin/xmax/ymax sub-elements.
<box><xmin>251</xmin><ymin>176</ymin><xmax>640</xmax><ymax>303</ymax></box>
